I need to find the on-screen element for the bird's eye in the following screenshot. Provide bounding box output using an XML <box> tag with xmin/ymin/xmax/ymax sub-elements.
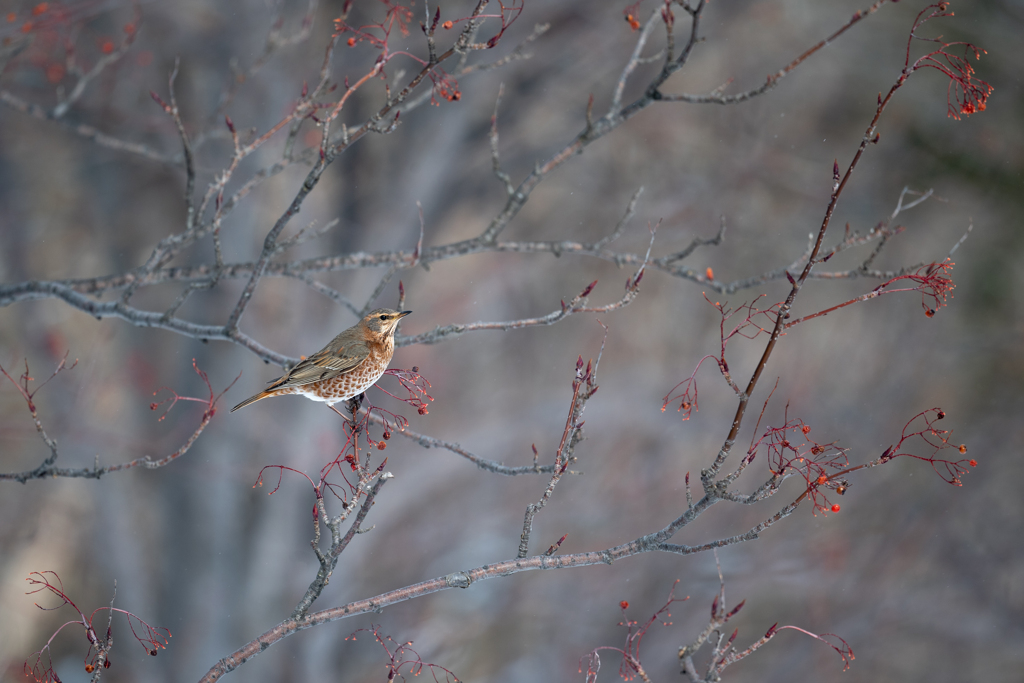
<box><xmin>379</xmin><ymin>315</ymin><xmax>388</xmax><ymax>320</ymax></box>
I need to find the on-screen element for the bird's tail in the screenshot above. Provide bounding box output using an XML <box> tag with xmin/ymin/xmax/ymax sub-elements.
<box><xmin>230</xmin><ymin>391</ymin><xmax>274</xmax><ymax>412</ymax></box>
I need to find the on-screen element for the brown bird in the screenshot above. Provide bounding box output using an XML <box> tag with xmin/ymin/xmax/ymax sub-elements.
<box><xmin>231</xmin><ymin>308</ymin><xmax>411</xmax><ymax>414</ymax></box>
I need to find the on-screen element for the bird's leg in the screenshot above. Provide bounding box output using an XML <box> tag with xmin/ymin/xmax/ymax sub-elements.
<box><xmin>343</xmin><ymin>395</ymin><xmax>364</xmax><ymax>424</ymax></box>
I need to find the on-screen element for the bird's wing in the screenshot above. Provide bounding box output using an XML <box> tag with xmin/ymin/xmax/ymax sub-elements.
<box><xmin>268</xmin><ymin>341</ymin><xmax>370</xmax><ymax>390</ymax></box>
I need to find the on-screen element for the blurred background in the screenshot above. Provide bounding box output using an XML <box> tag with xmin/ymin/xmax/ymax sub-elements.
<box><xmin>1</xmin><ymin>0</ymin><xmax>1021</xmax><ymax>681</ymax></box>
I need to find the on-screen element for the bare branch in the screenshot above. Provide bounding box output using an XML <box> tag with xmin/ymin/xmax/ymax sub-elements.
<box><xmin>658</xmin><ymin>0</ymin><xmax>891</xmax><ymax>104</ymax></box>
<box><xmin>291</xmin><ymin>470</ymin><xmax>391</xmax><ymax>619</ymax></box>
<box><xmin>0</xmin><ymin>360</ymin><xmax>236</xmax><ymax>483</ymax></box>
<box><xmin>0</xmin><ymin>90</ymin><xmax>177</xmax><ymax>164</ymax></box>
<box><xmin>363</xmin><ymin>411</ymin><xmax>555</xmax><ymax>475</ymax></box>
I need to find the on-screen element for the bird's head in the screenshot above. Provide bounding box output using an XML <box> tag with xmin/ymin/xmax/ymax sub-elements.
<box><xmin>361</xmin><ymin>308</ymin><xmax>412</xmax><ymax>338</ymax></box>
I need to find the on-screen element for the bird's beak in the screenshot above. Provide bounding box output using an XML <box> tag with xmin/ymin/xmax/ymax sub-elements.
<box><xmin>397</xmin><ymin>310</ymin><xmax>412</xmax><ymax>318</ymax></box>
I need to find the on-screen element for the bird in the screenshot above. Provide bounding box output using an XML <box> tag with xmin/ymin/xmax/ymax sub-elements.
<box><xmin>231</xmin><ymin>308</ymin><xmax>411</xmax><ymax>415</ymax></box>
